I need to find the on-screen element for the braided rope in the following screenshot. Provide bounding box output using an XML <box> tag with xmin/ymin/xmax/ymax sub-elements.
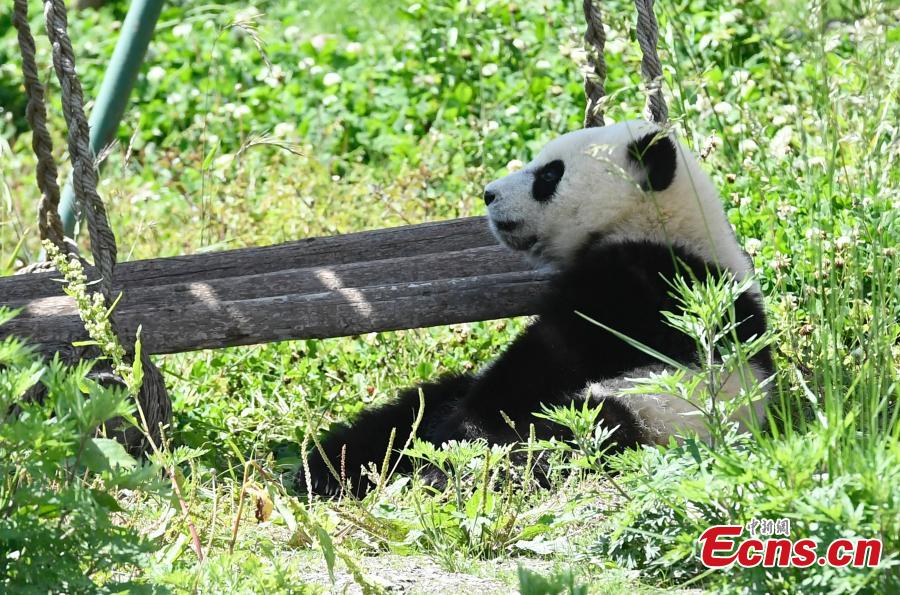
<box><xmin>13</xmin><ymin>0</ymin><xmax>170</xmax><ymax>451</ymax></box>
<box><xmin>581</xmin><ymin>0</ymin><xmax>669</xmax><ymax>126</ymax></box>
<box><xmin>11</xmin><ymin>0</ymin><xmax>67</xmax><ymax>254</ymax></box>
<box><xmin>582</xmin><ymin>0</ymin><xmax>607</xmax><ymax>128</ymax></box>
<box><xmin>633</xmin><ymin>0</ymin><xmax>668</xmax><ymax>123</ymax></box>
<box><xmin>42</xmin><ymin>0</ymin><xmax>118</xmax><ymax>299</ymax></box>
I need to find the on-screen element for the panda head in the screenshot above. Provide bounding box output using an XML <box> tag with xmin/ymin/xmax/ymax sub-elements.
<box><xmin>484</xmin><ymin>120</ymin><xmax>750</xmax><ymax>276</ymax></box>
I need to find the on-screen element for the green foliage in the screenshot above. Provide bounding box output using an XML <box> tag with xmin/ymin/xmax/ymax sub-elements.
<box><xmin>0</xmin><ymin>0</ymin><xmax>897</xmax><ymax>591</ymax></box>
<box><xmin>518</xmin><ymin>565</ymin><xmax>588</xmax><ymax>595</ymax></box>
<box><xmin>0</xmin><ymin>308</ymin><xmax>160</xmax><ymax>592</ymax></box>
<box><xmin>587</xmin><ymin>264</ymin><xmax>899</xmax><ymax>592</ymax></box>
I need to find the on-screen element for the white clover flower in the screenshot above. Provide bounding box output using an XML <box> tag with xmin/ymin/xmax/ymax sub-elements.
<box><xmin>214</xmin><ymin>153</ymin><xmax>234</xmax><ymax>169</ymax></box>
<box><xmin>769</xmin><ymin>126</ymin><xmax>794</xmax><ymax>157</ymax></box>
<box><xmin>535</xmin><ymin>59</ymin><xmax>551</xmax><ymax>70</ymax></box>
<box><xmin>804</xmin><ymin>227</ymin><xmax>824</xmax><ymax>240</ymax></box>
<box><xmin>835</xmin><ymin>235</ymin><xmax>852</xmax><ymax>249</ymax></box>
<box><xmin>505</xmin><ymin>105</ymin><xmax>519</xmax><ymax>116</ymax></box>
<box><xmin>311</xmin><ymin>34</ymin><xmax>330</xmax><ymax>51</ymax></box>
<box><xmin>713</xmin><ymin>101</ymin><xmax>733</xmax><ymax>115</ymax></box>
<box><xmin>166</xmin><ymin>92</ymin><xmax>184</xmax><ymax>105</ymax></box>
<box><xmin>322</xmin><ymin>95</ymin><xmax>338</xmax><ymax>106</ymax></box>
<box><xmin>323</xmin><ymin>72</ymin><xmax>342</xmax><ymax>86</ymax></box>
<box><xmin>346</xmin><ymin>41</ymin><xmax>363</xmax><ymax>55</ymax></box>
<box><xmin>172</xmin><ymin>23</ymin><xmax>192</xmax><ymax>39</ymax></box>
<box><xmin>447</xmin><ymin>27</ymin><xmax>459</xmax><ymax>48</ymax></box>
<box><xmin>744</xmin><ymin>238</ymin><xmax>762</xmax><ymax>255</ymax></box>
<box><xmin>730</xmin><ymin>69</ymin><xmax>750</xmax><ymax>85</ymax></box>
<box><xmin>506</xmin><ymin>159</ymin><xmax>524</xmax><ymax>172</ymax></box>
<box><xmin>481</xmin><ymin>63</ymin><xmax>498</xmax><ymax>77</ymax></box>
<box><xmin>310</xmin><ymin>65</ymin><xmax>324</xmax><ymax>76</ymax></box>
<box><xmin>512</xmin><ymin>38</ymin><xmax>526</xmax><ymax>50</ymax></box>
<box><xmin>273</xmin><ymin>122</ymin><xmax>295</xmax><ymax>137</ymax></box>
<box><xmin>739</xmin><ymin>138</ymin><xmax>759</xmax><ymax>153</ymax></box>
<box><xmin>147</xmin><ymin>66</ymin><xmax>165</xmax><ymax>83</ymax></box>
<box><xmin>569</xmin><ymin>48</ymin><xmax>588</xmax><ymax>64</ymax></box>
<box><xmin>233</xmin><ymin>105</ymin><xmax>251</xmax><ymax>118</ymax></box>
<box><xmin>719</xmin><ymin>9</ymin><xmax>741</xmax><ymax>25</ymax></box>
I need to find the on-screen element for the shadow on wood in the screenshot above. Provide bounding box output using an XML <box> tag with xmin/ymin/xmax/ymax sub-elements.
<box><xmin>1</xmin><ymin>217</ymin><xmax>551</xmax><ymax>354</ymax></box>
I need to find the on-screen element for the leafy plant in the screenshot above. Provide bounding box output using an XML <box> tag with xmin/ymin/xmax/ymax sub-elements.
<box><xmin>0</xmin><ymin>307</ymin><xmax>161</xmax><ymax>591</ymax></box>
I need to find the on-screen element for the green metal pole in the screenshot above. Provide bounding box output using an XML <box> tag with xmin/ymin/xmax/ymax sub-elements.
<box><xmin>59</xmin><ymin>0</ymin><xmax>164</xmax><ymax>236</ymax></box>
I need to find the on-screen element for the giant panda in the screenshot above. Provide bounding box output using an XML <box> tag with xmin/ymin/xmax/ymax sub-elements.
<box><xmin>297</xmin><ymin>120</ymin><xmax>773</xmax><ymax>497</ymax></box>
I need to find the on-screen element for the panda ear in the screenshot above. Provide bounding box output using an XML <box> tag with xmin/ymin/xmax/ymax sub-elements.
<box><xmin>626</xmin><ymin>131</ymin><xmax>677</xmax><ymax>192</ymax></box>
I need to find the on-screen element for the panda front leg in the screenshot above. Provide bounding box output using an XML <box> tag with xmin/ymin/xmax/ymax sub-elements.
<box><xmin>296</xmin><ymin>374</ymin><xmax>473</xmax><ymax>498</ymax></box>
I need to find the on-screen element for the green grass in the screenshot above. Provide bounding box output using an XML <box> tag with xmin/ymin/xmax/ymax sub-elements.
<box><xmin>1</xmin><ymin>0</ymin><xmax>898</xmax><ymax>592</ymax></box>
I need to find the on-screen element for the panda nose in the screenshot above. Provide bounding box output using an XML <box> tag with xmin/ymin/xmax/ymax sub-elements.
<box><xmin>483</xmin><ymin>189</ymin><xmax>497</xmax><ymax>206</ymax></box>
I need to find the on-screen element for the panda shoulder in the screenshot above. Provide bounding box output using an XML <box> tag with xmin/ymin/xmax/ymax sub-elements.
<box><xmin>541</xmin><ymin>239</ymin><xmax>707</xmax><ymax>316</ymax></box>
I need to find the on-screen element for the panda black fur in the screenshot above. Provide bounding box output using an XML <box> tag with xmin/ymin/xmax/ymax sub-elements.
<box><xmin>298</xmin><ymin>120</ymin><xmax>773</xmax><ymax>497</ymax></box>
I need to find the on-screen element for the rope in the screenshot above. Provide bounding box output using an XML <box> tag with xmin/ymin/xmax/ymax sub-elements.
<box><xmin>582</xmin><ymin>0</ymin><xmax>607</xmax><ymax>128</ymax></box>
<box><xmin>13</xmin><ymin>0</ymin><xmax>170</xmax><ymax>451</ymax></box>
<box><xmin>42</xmin><ymin>0</ymin><xmax>118</xmax><ymax>300</ymax></box>
<box><xmin>11</xmin><ymin>0</ymin><xmax>67</xmax><ymax>254</ymax></box>
<box><xmin>581</xmin><ymin>0</ymin><xmax>669</xmax><ymax>127</ymax></box>
<box><xmin>633</xmin><ymin>0</ymin><xmax>668</xmax><ymax>123</ymax></box>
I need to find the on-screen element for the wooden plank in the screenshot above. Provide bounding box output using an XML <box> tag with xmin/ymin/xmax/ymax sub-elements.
<box><xmin>0</xmin><ymin>217</ymin><xmax>551</xmax><ymax>354</ymax></box>
<box><xmin>0</xmin><ymin>216</ymin><xmax>496</xmax><ymax>301</ymax></box>
<box><xmin>9</xmin><ymin>245</ymin><xmax>532</xmax><ymax>316</ymax></box>
<box><xmin>2</xmin><ymin>269</ymin><xmax>551</xmax><ymax>354</ymax></box>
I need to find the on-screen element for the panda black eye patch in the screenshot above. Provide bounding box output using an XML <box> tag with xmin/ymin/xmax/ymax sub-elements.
<box><xmin>532</xmin><ymin>160</ymin><xmax>565</xmax><ymax>202</ymax></box>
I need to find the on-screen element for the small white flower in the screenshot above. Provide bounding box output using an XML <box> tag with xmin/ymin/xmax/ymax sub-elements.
<box><xmin>310</xmin><ymin>65</ymin><xmax>324</xmax><ymax>76</ymax></box>
<box><xmin>835</xmin><ymin>235</ymin><xmax>852</xmax><ymax>249</ymax></box>
<box><xmin>739</xmin><ymin>138</ymin><xmax>758</xmax><ymax>153</ymax></box>
<box><xmin>769</xmin><ymin>126</ymin><xmax>794</xmax><ymax>157</ymax></box>
<box><xmin>505</xmin><ymin>105</ymin><xmax>519</xmax><ymax>116</ymax></box>
<box><xmin>535</xmin><ymin>59</ymin><xmax>551</xmax><ymax>70</ymax></box>
<box><xmin>447</xmin><ymin>27</ymin><xmax>459</xmax><ymax>48</ymax></box>
<box><xmin>506</xmin><ymin>159</ymin><xmax>524</xmax><ymax>172</ymax></box>
<box><xmin>346</xmin><ymin>41</ymin><xmax>363</xmax><ymax>55</ymax></box>
<box><xmin>311</xmin><ymin>34</ymin><xmax>330</xmax><ymax>51</ymax></box>
<box><xmin>719</xmin><ymin>10</ymin><xmax>741</xmax><ymax>25</ymax></box>
<box><xmin>714</xmin><ymin>101</ymin><xmax>733</xmax><ymax>115</ymax></box>
<box><xmin>166</xmin><ymin>92</ymin><xmax>184</xmax><ymax>105</ymax></box>
<box><xmin>172</xmin><ymin>23</ymin><xmax>192</xmax><ymax>39</ymax></box>
<box><xmin>481</xmin><ymin>63</ymin><xmax>498</xmax><ymax>77</ymax></box>
<box><xmin>322</xmin><ymin>94</ymin><xmax>338</xmax><ymax>106</ymax></box>
<box><xmin>804</xmin><ymin>227</ymin><xmax>824</xmax><ymax>240</ymax></box>
<box><xmin>512</xmin><ymin>38</ymin><xmax>526</xmax><ymax>50</ymax></box>
<box><xmin>323</xmin><ymin>72</ymin><xmax>342</xmax><ymax>86</ymax></box>
<box><xmin>744</xmin><ymin>238</ymin><xmax>762</xmax><ymax>255</ymax></box>
<box><xmin>214</xmin><ymin>153</ymin><xmax>234</xmax><ymax>169</ymax></box>
<box><xmin>730</xmin><ymin>70</ymin><xmax>750</xmax><ymax>85</ymax></box>
<box><xmin>484</xmin><ymin>120</ymin><xmax>499</xmax><ymax>132</ymax></box>
<box><xmin>147</xmin><ymin>66</ymin><xmax>165</xmax><ymax>83</ymax></box>
<box><xmin>273</xmin><ymin>122</ymin><xmax>295</xmax><ymax>137</ymax></box>
<box><xmin>233</xmin><ymin>105</ymin><xmax>251</xmax><ymax>118</ymax></box>
<box><xmin>569</xmin><ymin>48</ymin><xmax>588</xmax><ymax>64</ymax></box>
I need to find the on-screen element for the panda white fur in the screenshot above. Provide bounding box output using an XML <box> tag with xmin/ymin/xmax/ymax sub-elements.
<box><xmin>299</xmin><ymin>120</ymin><xmax>773</xmax><ymax>497</ymax></box>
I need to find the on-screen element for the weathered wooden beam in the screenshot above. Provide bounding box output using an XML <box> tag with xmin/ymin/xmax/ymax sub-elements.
<box><xmin>0</xmin><ymin>216</ymin><xmax>498</xmax><ymax>301</ymax></box>
<box><xmin>1</xmin><ymin>218</ymin><xmax>550</xmax><ymax>355</ymax></box>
